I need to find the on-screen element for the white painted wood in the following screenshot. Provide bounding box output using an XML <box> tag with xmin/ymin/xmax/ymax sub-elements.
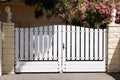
<box><xmin>48</xmin><ymin>26</ymin><xmax>53</xmax><ymax>60</ymax></box>
<box><xmin>76</xmin><ymin>26</ymin><xmax>80</xmax><ymax>60</ymax></box>
<box><xmin>20</xmin><ymin>28</ymin><xmax>24</xmax><ymax>60</ymax></box>
<box><xmin>99</xmin><ymin>29</ymin><xmax>103</xmax><ymax>60</ymax></box>
<box><xmin>34</xmin><ymin>27</ymin><xmax>39</xmax><ymax>60</ymax></box>
<box><xmin>15</xmin><ymin>62</ymin><xmax>59</xmax><ymax>72</ymax></box>
<box><xmin>15</xmin><ymin>28</ymin><xmax>19</xmax><ymax>61</ymax></box>
<box><xmin>104</xmin><ymin>29</ymin><xmax>107</xmax><ymax>61</ymax></box>
<box><xmin>58</xmin><ymin>25</ymin><xmax>62</xmax><ymax>72</ymax></box>
<box><xmin>63</xmin><ymin>61</ymin><xmax>106</xmax><ymax>72</ymax></box>
<box><xmin>30</xmin><ymin>28</ymin><xmax>34</xmax><ymax>60</ymax></box>
<box><xmin>66</xmin><ymin>25</ymin><xmax>71</xmax><ymax>60</ymax></box>
<box><xmin>90</xmin><ymin>28</ymin><xmax>94</xmax><ymax>60</ymax></box>
<box><xmin>85</xmin><ymin>28</ymin><xmax>89</xmax><ymax>60</ymax></box>
<box><xmin>25</xmin><ymin>28</ymin><xmax>28</xmax><ymax>60</ymax></box>
<box><xmin>81</xmin><ymin>27</ymin><xmax>85</xmax><ymax>60</ymax></box>
<box><xmin>39</xmin><ymin>27</ymin><xmax>44</xmax><ymax>60</ymax></box>
<box><xmin>53</xmin><ymin>25</ymin><xmax>58</xmax><ymax>60</ymax></box>
<box><xmin>95</xmin><ymin>29</ymin><xmax>98</xmax><ymax>60</ymax></box>
<box><xmin>62</xmin><ymin>25</ymin><xmax>66</xmax><ymax>71</ymax></box>
<box><xmin>71</xmin><ymin>26</ymin><xmax>75</xmax><ymax>60</ymax></box>
<box><xmin>43</xmin><ymin>26</ymin><xmax>49</xmax><ymax>60</ymax></box>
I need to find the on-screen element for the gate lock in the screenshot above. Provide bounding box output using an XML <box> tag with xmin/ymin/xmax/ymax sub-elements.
<box><xmin>62</xmin><ymin>43</ymin><xmax>67</xmax><ymax>49</ymax></box>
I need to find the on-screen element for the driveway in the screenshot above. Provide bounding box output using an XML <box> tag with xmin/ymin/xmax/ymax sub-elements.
<box><xmin>0</xmin><ymin>73</ymin><xmax>115</xmax><ymax>80</ymax></box>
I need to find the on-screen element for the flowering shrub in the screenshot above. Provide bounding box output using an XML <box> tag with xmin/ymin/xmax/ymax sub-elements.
<box><xmin>116</xmin><ymin>3</ymin><xmax>120</xmax><ymax>24</ymax></box>
<box><xmin>56</xmin><ymin>0</ymin><xmax>89</xmax><ymax>26</ymax></box>
<box><xmin>56</xmin><ymin>0</ymin><xmax>116</xmax><ymax>28</ymax></box>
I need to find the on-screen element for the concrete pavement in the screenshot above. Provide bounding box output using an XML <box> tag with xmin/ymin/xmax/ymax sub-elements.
<box><xmin>0</xmin><ymin>73</ymin><xmax>115</xmax><ymax>80</ymax></box>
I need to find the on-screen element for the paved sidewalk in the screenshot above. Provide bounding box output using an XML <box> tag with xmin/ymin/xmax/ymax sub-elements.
<box><xmin>0</xmin><ymin>73</ymin><xmax>115</xmax><ymax>80</ymax></box>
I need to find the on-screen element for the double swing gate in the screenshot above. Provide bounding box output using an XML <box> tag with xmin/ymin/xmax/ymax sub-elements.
<box><xmin>15</xmin><ymin>25</ymin><xmax>107</xmax><ymax>72</ymax></box>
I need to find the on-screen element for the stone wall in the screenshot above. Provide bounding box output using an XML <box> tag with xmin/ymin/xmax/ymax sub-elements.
<box><xmin>2</xmin><ymin>23</ymin><xmax>14</xmax><ymax>74</ymax></box>
<box><xmin>107</xmin><ymin>24</ymin><xmax>120</xmax><ymax>72</ymax></box>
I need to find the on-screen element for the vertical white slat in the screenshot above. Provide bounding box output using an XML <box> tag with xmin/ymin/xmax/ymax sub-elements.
<box><xmin>53</xmin><ymin>25</ymin><xmax>58</xmax><ymax>60</ymax></box>
<box><xmin>15</xmin><ymin>27</ymin><xmax>19</xmax><ymax>61</ymax></box>
<box><xmin>20</xmin><ymin>28</ymin><xmax>24</xmax><ymax>60</ymax></box>
<box><xmin>48</xmin><ymin>26</ymin><xmax>53</xmax><ymax>60</ymax></box>
<box><xmin>44</xmin><ymin>26</ymin><xmax>49</xmax><ymax>60</ymax></box>
<box><xmin>66</xmin><ymin>25</ymin><xmax>71</xmax><ymax>60</ymax></box>
<box><xmin>90</xmin><ymin>28</ymin><xmax>94</xmax><ymax>60</ymax></box>
<box><xmin>34</xmin><ymin>27</ymin><xmax>39</xmax><ymax>60</ymax></box>
<box><xmin>30</xmin><ymin>27</ymin><xmax>34</xmax><ymax>60</ymax></box>
<box><xmin>104</xmin><ymin>29</ymin><xmax>107</xmax><ymax>61</ymax></box>
<box><xmin>62</xmin><ymin>25</ymin><xmax>66</xmax><ymax>70</ymax></box>
<box><xmin>76</xmin><ymin>26</ymin><xmax>80</xmax><ymax>60</ymax></box>
<box><xmin>81</xmin><ymin>27</ymin><xmax>85</xmax><ymax>60</ymax></box>
<box><xmin>71</xmin><ymin>26</ymin><xmax>75</xmax><ymax>60</ymax></box>
<box><xmin>85</xmin><ymin>28</ymin><xmax>89</xmax><ymax>60</ymax></box>
<box><xmin>95</xmin><ymin>29</ymin><xmax>98</xmax><ymax>60</ymax></box>
<box><xmin>99</xmin><ymin>29</ymin><xmax>103</xmax><ymax>60</ymax></box>
<box><xmin>58</xmin><ymin>25</ymin><xmax>62</xmax><ymax>72</ymax></box>
<box><xmin>25</xmin><ymin>28</ymin><xmax>28</xmax><ymax>60</ymax></box>
<box><xmin>39</xmin><ymin>27</ymin><xmax>44</xmax><ymax>60</ymax></box>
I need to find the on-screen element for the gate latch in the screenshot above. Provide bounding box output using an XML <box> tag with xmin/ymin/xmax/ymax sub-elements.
<box><xmin>63</xmin><ymin>43</ymin><xmax>67</xmax><ymax>49</ymax></box>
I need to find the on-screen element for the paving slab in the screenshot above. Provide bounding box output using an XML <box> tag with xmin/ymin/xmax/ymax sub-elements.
<box><xmin>0</xmin><ymin>73</ymin><xmax>115</xmax><ymax>80</ymax></box>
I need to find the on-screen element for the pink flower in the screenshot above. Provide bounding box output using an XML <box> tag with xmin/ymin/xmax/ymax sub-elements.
<box><xmin>110</xmin><ymin>3</ymin><xmax>116</xmax><ymax>9</ymax></box>
<box><xmin>58</xmin><ymin>14</ymin><xmax>65</xmax><ymax>19</ymax></box>
<box><xmin>80</xmin><ymin>15</ymin><xmax>85</xmax><ymax>20</ymax></box>
<box><xmin>102</xmin><ymin>0</ymin><xmax>108</xmax><ymax>3</ymax></box>
<box><xmin>67</xmin><ymin>4</ymin><xmax>73</xmax><ymax>10</ymax></box>
<box><xmin>84</xmin><ymin>0</ymin><xmax>89</xmax><ymax>6</ymax></box>
<box><xmin>101</xmin><ymin>9</ymin><xmax>106</xmax><ymax>14</ymax></box>
<box><xmin>72</xmin><ymin>0</ymin><xmax>77</xmax><ymax>2</ymax></box>
<box><xmin>95</xmin><ymin>6</ymin><xmax>101</xmax><ymax>10</ymax></box>
<box><xmin>117</xmin><ymin>11</ymin><xmax>120</xmax><ymax>15</ymax></box>
<box><xmin>104</xmin><ymin>9</ymin><xmax>110</xmax><ymax>15</ymax></box>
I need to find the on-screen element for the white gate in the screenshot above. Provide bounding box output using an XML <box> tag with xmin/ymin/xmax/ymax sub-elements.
<box><xmin>15</xmin><ymin>25</ymin><xmax>106</xmax><ymax>73</ymax></box>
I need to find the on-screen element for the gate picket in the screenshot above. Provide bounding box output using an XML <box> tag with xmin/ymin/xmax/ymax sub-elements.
<box><xmin>44</xmin><ymin>26</ymin><xmax>49</xmax><ymax>60</ymax></box>
<box><xmin>66</xmin><ymin>25</ymin><xmax>71</xmax><ymax>60</ymax></box>
<box><xmin>39</xmin><ymin>27</ymin><xmax>44</xmax><ymax>60</ymax></box>
<box><xmin>20</xmin><ymin>28</ymin><xmax>24</xmax><ymax>60</ymax></box>
<box><xmin>76</xmin><ymin>26</ymin><xmax>80</xmax><ymax>60</ymax></box>
<box><xmin>15</xmin><ymin>27</ymin><xmax>19</xmax><ymax>61</ymax></box>
<box><xmin>90</xmin><ymin>28</ymin><xmax>94</xmax><ymax>60</ymax></box>
<box><xmin>85</xmin><ymin>28</ymin><xmax>89</xmax><ymax>60</ymax></box>
<box><xmin>99</xmin><ymin>29</ymin><xmax>103</xmax><ymax>60</ymax></box>
<box><xmin>25</xmin><ymin>28</ymin><xmax>29</xmax><ymax>60</ymax></box>
<box><xmin>95</xmin><ymin>29</ymin><xmax>99</xmax><ymax>60</ymax></box>
<box><xmin>81</xmin><ymin>27</ymin><xmax>85</xmax><ymax>60</ymax></box>
<box><xmin>48</xmin><ymin>26</ymin><xmax>53</xmax><ymax>60</ymax></box>
<box><xmin>71</xmin><ymin>26</ymin><xmax>75</xmax><ymax>60</ymax></box>
<box><xmin>53</xmin><ymin>25</ymin><xmax>58</xmax><ymax>60</ymax></box>
<box><xmin>30</xmin><ymin>28</ymin><xmax>34</xmax><ymax>60</ymax></box>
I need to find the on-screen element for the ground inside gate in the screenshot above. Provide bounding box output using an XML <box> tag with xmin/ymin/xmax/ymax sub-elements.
<box><xmin>0</xmin><ymin>73</ymin><xmax>116</xmax><ymax>80</ymax></box>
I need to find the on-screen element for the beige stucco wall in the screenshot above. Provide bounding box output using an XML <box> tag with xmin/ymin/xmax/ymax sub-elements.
<box><xmin>2</xmin><ymin>23</ymin><xmax>14</xmax><ymax>74</ymax></box>
<box><xmin>107</xmin><ymin>24</ymin><xmax>120</xmax><ymax>72</ymax></box>
<box><xmin>0</xmin><ymin>3</ymin><xmax>63</xmax><ymax>25</ymax></box>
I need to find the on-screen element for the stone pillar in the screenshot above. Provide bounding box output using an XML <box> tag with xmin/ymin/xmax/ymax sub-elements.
<box><xmin>2</xmin><ymin>23</ymin><xmax>15</xmax><ymax>74</ymax></box>
<box><xmin>0</xmin><ymin>21</ymin><xmax>2</xmax><ymax>76</ymax></box>
<box><xmin>107</xmin><ymin>9</ymin><xmax>120</xmax><ymax>72</ymax></box>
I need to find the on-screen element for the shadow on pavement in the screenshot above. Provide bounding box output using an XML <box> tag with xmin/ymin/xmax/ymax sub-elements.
<box><xmin>108</xmin><ymin>72</ymin><xmax>120</xmax><ymax>80</ymax></box>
